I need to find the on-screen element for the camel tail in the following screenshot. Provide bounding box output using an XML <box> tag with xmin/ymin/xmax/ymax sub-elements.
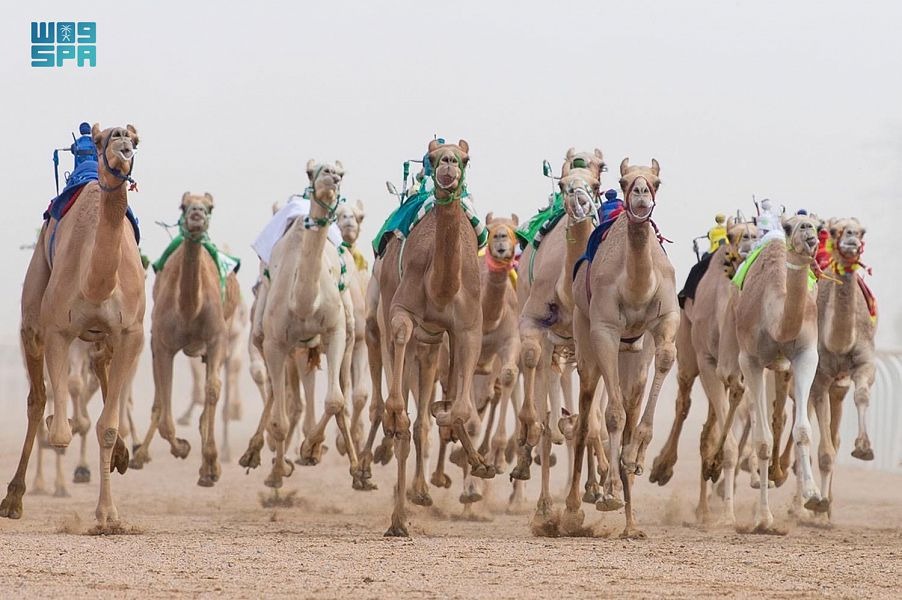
<box><xmin>307</xmin><ymin>347</ymin><xmax>322</xmax><ymax>371</ymax></box>
<box><xmin>539</xmin><ymin>302</ymin><xmax>560</xmax><ymax>328</ymax></box>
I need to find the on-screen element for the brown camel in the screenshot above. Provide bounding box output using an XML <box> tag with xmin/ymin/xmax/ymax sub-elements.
<box><xmin>514</xmin><ymin>149</ymin><xmax>607</xmax><ymax>525</ymax></box>
<box><xmin>242</xmin><ymin>160</ymin><xmax>359</xmax><ymax>490</ymax></box>
<box><xmin>1</xmin><ymin>123</ymin><xmax>143</xmax><ymax>528</ymax></box>
<box><xmin>565</xmin><ymin>157</ymin><xmax>680</xmax><ymax>539</ymax></box>
<box><xmin>808</xmin><ymin>217</ymin><xmax>876</xmax><ymax>515</ymax></box>
<box><xmin>649</xmin><ymin>220</ymin><xmax>759</xmax><ymax>524</ymax></box>
<box><xmin>727</xmin><ymin>214</ymin><xmax>828</xmax><ymax>530</ymax></box>
<box><xmin>377</xmin><ymin>139</ymin><xmax>495</xmax><ymax>537</ymax></box>
<box><xmin>130</xmin><ymin>193</ymin><xmax>239</xmax><ymax>487</ymax></box>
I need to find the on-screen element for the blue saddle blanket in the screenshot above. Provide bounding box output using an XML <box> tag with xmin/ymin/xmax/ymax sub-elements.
<box><xmin>572</xmin><ymin>200</ymin><xmax>624</xmax><ymax>280</ymax></box>
<box><xmin>44</xmin><ymin>159</ymin><xmax>140</xmax><ymax>244</ymax></box>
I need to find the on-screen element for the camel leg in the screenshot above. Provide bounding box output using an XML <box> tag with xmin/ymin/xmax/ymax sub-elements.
<box><xmin>511</xmin><ymin>331</ymin><xmax>545</xmax><ymax>481</ymax></box>
<box><xmin>790</xmin><ymin>347</ymin><xmax>826</xmax><ymax>512</ymax></box>
<box><xmin>357</xmin><ymin>306</ymin><xmax>385</xmax><ymax>484</ymax></box>
<box><xmin>489</xmin><ymin>364</ymin><xmax>517</xmax><ymax>473</ymax></box>
<box><xmin>197</xmin><ymin>339</ymin><xmax>225</xmax><ymax>487</ymax></box>
<box><xmin>769</xmin><ymin>370</ymin><xmax>791</xmax><ymax>486</ymax></box>
<box><xmin>740</xmin><ymin>352</ymin><xmax>774</xmax><ymax>530</ymax></box>
<box><xmin>560</xmin><ymin>349</ymin><xmax>599</xmax><ymax>533</ymax></box>
<box><xmin>698</xmin><ymin>364</ymin><xmax>737</xmax><ymax>524</ymax></box>
<box><xmin>349</xmin><ymin>336</ymin><xmax>371</xmax><ymax>458</ymax></box>
<box><xmin>547</xmin><ymin>364</ymin><xmax>565</xmax><ymax>446</ymax></box>
<box><xmin>284</xmin><ymin>360</ymin><xmax>302</xmax><ymax>460</ymax></box>
<box><xmin>850</xmin><ymin>363</ymin><xmax>875</xmax><ymax>461</ymax></box>
<box><xmin>73</xmin><ymin>367</ymin><xmax>95</xmax><ymax>483</ymax></box>
<box><xmin>810</xmin><ymin>371</ymin><xmax>835</xmax><ymax>516</ymax></box>
<box><xmin>650</xmin><ymin>310</ymin><xmax>696</xmax><ymax>486</ymax></box>
<box><xmin>178</xmin><ymin>357</ymin><xmax>204</xmax><ymax>426</ymax></box>
<box><xmin>221</xmin><ymin>356</ymin><xmax>232</xmax><ymax>464</ymax></box>
<box><xmin>238</xmin><ymin>368</ymin><xmax>275</xmax><ymax>471</ymax></box>
<box><xmin>44</xmin><ymin>331</ymin><xmax>74</xmax><ymax>448</ymax></box>
<box><xmin>408</xmin><ymin>344</ymin><xmax>439</xmax><ymax>504</ymax></box>
<box><xmin>93</xmin><ymin>330</ymin><xmax>141</xmax><ymax>527</ymax></box>
<box><xmin>326</xmin><ymin>321</ymin><xmax>360</xmax><ymax>485</ymax></box>
<box><xmin>384</xmin><ymin>312</ymin><xmax>413</xmax><ymax>537</ymax></box>
<box><xmin>263</xmin><ymin>339</ymin><xmax>293</xmax><ymax>489</ymax></box>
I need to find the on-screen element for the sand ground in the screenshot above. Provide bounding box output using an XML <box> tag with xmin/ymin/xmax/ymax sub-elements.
<box><xmin>0</xmin><ymin>396</ymin><xmax>900</xmax><ymax>600</ymax></box>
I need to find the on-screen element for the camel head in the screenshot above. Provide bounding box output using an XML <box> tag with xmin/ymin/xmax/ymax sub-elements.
<box><xmin>179</xmin><ymin>192</ymin><xmax>214</xmax><ymax>241</ymax></box>
<box><xmin>619</xmin><ymin>158</ymin><xmax>661</xmax><ymax>223</ymax></box>
<box><xmin>829</xmin><ymin>217</ymin><xmax>866</xmax><ymax>264</ymax></box>
<box><xmin>560</xmin><ymin>148</ymin><xmax>604</xmax><ymax>222</ymax></box>
<box><xmin>427</xmin><ymin>139</ymin><xmax>469</xmax><ymax>195</ymax></box>
<box><xmin>484</xmin><ymin>212</ymin><xmax>519</xmax><ymax>264</ymax></box>
<box><xmin>782</xmin><ymin>214</ymin><xmax>821</xmax><ymax>259</ymax></box>
<box><xmin>336</xmin><ymin>199</ymin><xmax>365</xmax><ymax>245</ymax></box>
<box><xmin>306</xmin><ymin>159</ymin><xmax>345</xmax><ymax>206</ymax></box>
<box><xmin>91</xmin><ymin>123</ymin><xmax>139</xmax><ymax>191</ymax></box>
<box><xmin>727</xmin><ymin>220</ymin><xmax>759</xmax><ymax>259</ymax></box>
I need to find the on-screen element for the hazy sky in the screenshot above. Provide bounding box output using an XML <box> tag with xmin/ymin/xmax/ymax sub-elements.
<box><xmin>2</xmin><ymin>1</ymin><xmax>901</xmax><ymax>347</ymax></box>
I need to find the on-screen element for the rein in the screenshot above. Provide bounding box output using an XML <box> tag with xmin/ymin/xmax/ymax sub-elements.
<box><xmin>97</xmin><ymin>129</ymin><xmax>137</xmax><ymax>192</ymax></box>
<box><xmin>623</xmin><ymin>176</ymin><xmax>656</xmax><ymax>224</ymax></box>
<box><xmin>301</xmin><ymin>177</ymin><xmax>345</xmax><ymax>230</ymax></box>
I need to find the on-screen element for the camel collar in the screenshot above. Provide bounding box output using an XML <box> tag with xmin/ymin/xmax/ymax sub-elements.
<box><xmin>97</xmin><ymin>129</ymin><xmax>137</xmax><ymax>192</ymax></box>
<box><xmin>301</xmin><ymin>185</ymin><xmax>344</xmax><ymax>229</ymax></box>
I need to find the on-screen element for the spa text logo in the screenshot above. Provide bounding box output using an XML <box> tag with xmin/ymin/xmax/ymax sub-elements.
<box><xmin>31</xmin><ymin>22</ymin><xmax>97</xmax><ymax>67</ymax></box>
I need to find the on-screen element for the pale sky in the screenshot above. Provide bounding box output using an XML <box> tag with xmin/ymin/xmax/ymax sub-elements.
<box><xmin>2</xmin><ymin>0</ymin><xmax>901</xmax><ymax>347</ymax></box>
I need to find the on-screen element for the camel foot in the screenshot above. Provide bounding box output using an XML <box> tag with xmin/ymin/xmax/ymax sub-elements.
<box><xmin>238</xmin><ymin>444</ymin><xmax>263</xmax><ymax>470</ymax></box>
<box><xmin>459</xmin><ymin>491</ymin><xmax>483</xmax><ymax>505</ymax></box>
<box><xmin>449</xmin><ymin>446</ymin><xmax>467</xmax><ymax>468</ymax></box>
<box><xmin>0</xmin><ymin>493</ymin><xmax>23</xmax><ymax>520</ymax></box>
<box><xmin>73</xmin><ymin>466</ymin><xmax>91</xmax><ymax>484</ymax></box>
<box><xmin>352</xmin><ymin>474</ymin><xmax>377</xmax><ymax>491</ymax></box>
<box><xmin>509</xmin><ymin>446</ymin><xmax>533</xmax><ymax>481</ymax></box>
<box><xmin>852</xmin><ymin>436</ymin><xmax>874</xmax><ymax>461</ymax></box>
<box><xmin>197</xmin><ymin>461</ymin><xmax>221</xmax><ymax>488</ymax></box>
<box><xmin>297</xmin><ymin>438</ymin><xmax>326</xmax><ymax>466</ymax></box>
<box><xmin>264</xmin><ymin>458</ymin><xmax>294</xmax><ymax>489</ymax></box>
<box><xmin>430</xmin><ymin>471</ymin><xmax>452</xmax><ymax>489</ymax></box>
<box><xmin>750</xmin><ymin>477</ymin><xmax>775</xmax><ymax>490</ymax></box>
<box><xmin>559</xmin><ymin>508</ymin><xmax>588</xmax><ymax>537</ymax></box>
<box><xmin>112</xmin><ymin>438</ymin><xmax>129</xmax><ymax>475</ymax></box>
<box><xmin>702</xmin><ymin>453</ymin><xmax>723</xmax><ymax>483</ymax></box>
<box><xmin>407</xmin><ymin>488</ymin><xmax>433</xmax><ymax>507</ymax></box>
<box><xmin>53</xmin><ymin>486</ymin><xmax>71</xmax><ymax>498</ymax></box>
<box><xmin>619</xmin><ymin>527</ymin><xmax>647</xmax><ymax>540</ymax></box>
<box><xmin>128</xmin><ymin>445</ymin><xmax>148</xmax><ymax>470</ymax></box>
<box><xmin>45</xmin><ymin>414</ymin><xmax>74</xmax><ymax>448</ymax></box>
<box><xmin>384</xmin><ymin>524</ymin><xmax>409</xmax><ymax>538</ymax></box>
<box><xmin>595</xmin><ymin>494</ymin><xmax>624</xmax><ymax>512</ymax></box>
<box><xmin>769</xmin><ymin>464</ymin><xmax>789</xmax><ymax>488</ymax></box>
<box><xmin>529</xmin><ymin>498</ymin><xmax>560</xmax><ymax>536</ymax></box>
<box><xmin>470</xmin><ymin>462</ymin><xmax>497</xmax><ymax>480</ymax></box>
<box><xmin>197</xmin><ymin>475</ymin><xmax>216</xmax><ymax>488</ymax></box>
<box><xmin>804</xmin><ymin>495</ymin><xmax>830</xmax><ymax>514</ymax></box>
<box><xmin>649</xmin><ymin>454</ymin><xmax>675</xmax><ymax>486</ymax></box>
<box><xmin>582</xmin><ymin>482</ymin><xmax>602</xmax><ymax>505</ymax></box>
<box><xmin>170</xmin><ymin>438</ymin><xmax>191</xmax><ymax>460</ymax></box>
<box><xmin>373</xmin><ymin>436</ymin><xmax>394</xmax><ymax>465</ymax></box>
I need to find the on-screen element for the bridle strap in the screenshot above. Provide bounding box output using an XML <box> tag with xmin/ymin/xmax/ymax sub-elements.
<box><xmin>97</xmin><ymin>129</ymin><xmax>135</xmax><ymax>192</ymax></box>
<box><xmin>623</xmin><ymin>176</ymin><xmax>656</xmax><ymax>224</ymax></box>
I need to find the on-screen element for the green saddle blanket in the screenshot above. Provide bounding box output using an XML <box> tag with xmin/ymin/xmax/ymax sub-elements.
<box><xmin>732</xmin><ymin>240</ymin><xmax>816</xmax><ymax>291</ymax></box>
<box><xmin>372</xmin><ymin>188</ymin><xmax>487</xmax><ymax>257</ymax></box>
<box><xmin>152</xmin><ymin>235</ymin><xmax>241</xmax><ymax>297</ymax></box>
<box><xmin>516</xmin><ymin>193</ymin><xmax>564</xmax><ymax>250</ymax></box>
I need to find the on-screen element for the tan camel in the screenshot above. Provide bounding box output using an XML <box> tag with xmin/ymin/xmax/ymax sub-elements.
<box><xmin>808</xmin><ymin>217</ymin><xmax>876</xmax><ymax>515</ymax></box>
<box><xmin>649</xmin><ymin>220</ymin><xmax>759</xmax><ymax>524</ymax></box>
<box><xmin>377</xmin><ymin>139</ymin><xmax>496</xmax><ymax>537</ymax></box>
<box><xmin>514</xmin><ymin>149</ymin><xmax>607</xmax><ymax>524</ymax></box>
<box><xmin>1</xmin><ymin>124</ymin><xmax>143</xmax><ymax>527</ymax></box>
<box><xmin>130</xmin><ymin>192</ymin><xmax>238</xmax><ymax>486</ymax></box>
<box><xmin>726</xmin><ymin>214</ymin><xmax>828</xmax><ymax>530</ymax></box>
<box><xmin>454</xmin><ymin>214</ymin><xmax>522</xmax><ymax>508</ymax></box>
<box><xmin>565</xmin><ymin>158</ymin><xmax>680</xmax><ymax>539</ymax></box>
<box><xmin>335</xmin><ymin>199</ymin><xmax>372</xmax><ymax>457</ymax></box>
<box><xmin>243</xmin><ymin>160</ymin><xmax>359</xmax><ymax>490</ymax></box>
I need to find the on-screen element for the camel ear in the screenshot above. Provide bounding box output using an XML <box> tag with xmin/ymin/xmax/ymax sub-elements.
<box><xmin>594</xmin><ymin>148</ymin><xmax>604</xmax><ymax>161</ymax></box>
<box><xmin>651</xmin><ymin>158</ymin><xmax>661</xmax><ymax>176</ymax></box>
<box><xmin>511</xmin><ymin>213</ymin><xmax>519</xmax><ymax>226</ymax></box>
<box><xmin>271</xmin><ymin>202</ymin><xmax>280</xmax><ymax>215</ymax></box>
<box><xmin>306</xmin><ymin>159</ymin><xmax>316</xmax><ymax>182</ymax></box>
<box><xmin>485</xmin><ymin>211</ymin><xmax>494</xmax><ymax>224</ymax></box>
<box><xmin>126</xmin><ymin>124</ymin><xmax>139</xmax><ymax>147</ymax></box>
<box><xmin>566</xmin><ymin>147</ymin><xmax>576</xmax><ymax>159</ymax></box>
<box><xmin>335</xmin><ymin>160</ymin><xmax>345</xmax><ymax>174</ymax></box>
<box><xmin>205</xmin><ymin>192</ymin><xmax>214</xmax><ymax>210</ymax></box>
<box><xmin>783</xmin><ymin>222</ymin><xmax>793</xmax><ymax>237</ymax></box>
<box><xmin>458</xmin><ymin>139</ymin><xmax>469</xmax><ymax>154</ymax></box>
<box><xmin>620</xmin><ymin>157</ymin><xmax>630</xmax><ymax>176</ymax></box>
<box><xmin>92</xmin><ymin>123</ymin><xmax>103</xmax><ymax>146</ymax></box>
<box><xmin>180</xmin><ymin>191</ymin><xmax>191</xmax><ymax>210</ymax></box>
<box><xmin>428</xmin><ymin>139</ymin><xmax>441</xmax><ymax>154</ymax></box>
<box><xmin>354</xmin><ymin>199</ymin><xmax>365</xmax><ymax>223</ymax></box>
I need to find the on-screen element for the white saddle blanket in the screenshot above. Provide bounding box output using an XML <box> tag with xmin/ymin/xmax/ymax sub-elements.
<box><xmin>252</xmin><ymin>195</ymin><xmax>342</xmax><ymax>265</ymax></box>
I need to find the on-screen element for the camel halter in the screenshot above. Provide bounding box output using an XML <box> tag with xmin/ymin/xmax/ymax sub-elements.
<box><xmin>485</xmin><ymin>226</ymin><xmax>519</xmax><ymax>274</ymax></box>
<box><xmin>178</xmin><ymin>204</ymin><xmax>211</xmax><ymax>243</ymax></box>
<box><xmin>303</xmin><ymin>166</ymin><xmax>345</xmax><ymax>230</ymax></box>
<box><xmin>431</xmin><ymin>153</ymin><xmax>466</xmax><ymax>205</ymax></box>
<box><xmin>623</xmin><ymin>175</ymin><xmax>656</xmax><ymax>224</ymax></box>
<box><xmin>562</xmin><ymin>178</ymin><xmax>601</xmax><ymax>229</ymax></box>
<box><xmin>97</xmin><ymin>129</ymin><xmax>137</xmax><ymax>192</ymax></box>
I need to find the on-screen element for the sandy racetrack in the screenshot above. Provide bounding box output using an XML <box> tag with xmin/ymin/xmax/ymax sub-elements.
<box><xmin>0</xmin><ymin>388</ymin><xmax>900</xmax><ymax>600</ymax></box>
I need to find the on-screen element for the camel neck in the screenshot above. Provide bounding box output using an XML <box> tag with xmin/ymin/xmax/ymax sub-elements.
<box><xmin>82</xmin><ymin>184</ymin><xmax>127</xmax><ymax>304</ymax></box>
<box><xmin>624</xmin><ymin>219</ymin><xmax>655</xmax><ymax>304</ymax></box>
<box><xmin>289</xmin><ymin>220</ymin><xmax>329</xmax><ymax>315</ymax></box>
<box><xmin>178</xmin><ymin>238</ymin><xmax>204</xmax><ymax>320</ymax></box>
<box><xmin>823</xmin><ymin>270</ymin><xmax>858</xmax><ymax>353</ymax></box>
<box><xmin>429</xmin><ymin>200</ymin><xmax>462</xmax><ymax>308</ymax></box>
<box><xmin>481</xmin><ymin>266</ymin><xmax>510</xmax><ymax>330</ymax></box>
<box><xmin>561</xmin><ymin>217</ymin><xmax>594</xmax><ymax>310</ymax></box>
<box><xmin>775</xmin><ymin>248</ymin><xmax>812</xmax><ymax>343</ymax></box>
